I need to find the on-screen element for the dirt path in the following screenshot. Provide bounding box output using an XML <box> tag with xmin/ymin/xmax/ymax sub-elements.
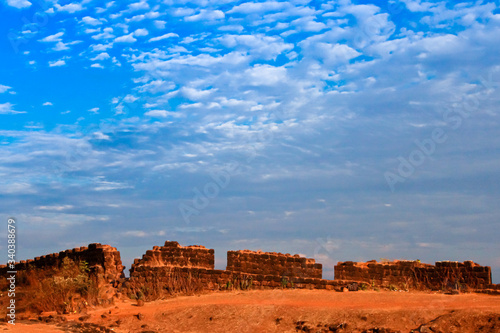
<box><xmin>3</xmin><ymin>290</ymin><xmax>500</xmax><ymax>332</ymax></box>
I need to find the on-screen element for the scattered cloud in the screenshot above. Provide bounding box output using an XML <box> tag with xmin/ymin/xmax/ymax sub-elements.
<box><xmin>0</xmin><ymin>102</ymin><xmax>26</xmax><ymax>114</ymax></box>
<box><xmin>2</xmin><ymin>0</ymin><xmax>500</xmax><ymax>282</ymax></box>
<box><xmin>148</xmin><ymin>33</ymin><xmax>178</xmax><ymax>42</ymax></box>
<box><xmin>53</xmin><ymin>41</ymin><xmax>69</xmax><ymax>51</ymax></box>
<box><xmin>91</xmin><ymin>52</ymin><xmax>110</xmax><ymax>61</ymax></box>
<box><xmin>6</xmin><ymin>0</ymin><xmax>31</xmax><ymax>9</ymax></box>
<box><xmin>82</xmin><ymin>16</ymin><xmax>103</xmax><ymax>26</ymax></box>
<box><xmin>0</xmin><ymin>85</ymin><xmax>11</xmax><ymax>93</ymax></box>
<box><xmin>49</xmin><ymin>59</ymin><xmax>66</xmax><ymax>67</ymax></box>
<box><xmin>39</xmin><ymin>32</ymin><xmax>64</xmax><ymax>43</ymax></box>
<box><xmin>154</xmin><ymin>20</ymin><xmax>166</xmax><ymax>29</ymax></box>
<box><xmin>144</xmin><ymin>110</ymin><xmax>169</xmax><ymax>117</ymax></box>
<box><xmin>114</xmin><ymin>33</ymin><xmax>137</xmax><ymax>43</ymax></box>
<box><xmin>37</xmin><ymin>205</ymin><xmax>74</xmax><ymax>211</ymax></box>
<box><xmin>54</xmin><ymin>3</ymin><xmax>84</xmax><ymax>13</ymax></box>
<box><xmin>133</xmin><ymin>28</ymin><xmax>149</xmax><ymax>37</ymax></box>
<box><xmin>185</xmin><ymin>9</ymin><xmax>225</xmax><ymax>22</ymax></box>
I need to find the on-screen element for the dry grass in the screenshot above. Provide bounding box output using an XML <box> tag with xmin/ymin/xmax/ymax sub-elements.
<box><xmin>1</xmin><ymin>257</ymin><xmax>103</xmax><ymax>314</ymax></box>
<box><xmin>126</xmin><ymin>268</ymin><xmax>206</xmax><ymax>301</ymax></box>
<box><xmin>125</xmin><ymin>269</ymin><xmax>257</xmax><ymax>301</ymax></box>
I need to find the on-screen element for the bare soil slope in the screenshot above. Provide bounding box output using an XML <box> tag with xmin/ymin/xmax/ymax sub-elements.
<box><xmin>2</xmin><ymin>289</ymin><xmax>500</xmax><ymax>332</ymax></box>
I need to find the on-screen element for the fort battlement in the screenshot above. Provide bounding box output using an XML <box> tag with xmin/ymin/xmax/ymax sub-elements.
<box><xmin>2</xmin><ymin>240</ymin><xmax>498</xmax><ymax>304</ymax></box>
<box><xmin>226</xmin><ymin>249</ymin><xmax>322</xmax><ymax>279</ymax></box>
<box><xmin>335</xmin><ymin>259</ymin><xmax>492</xmax><ymax>289</ymax></box>
<box><xmin>0</xmin><ymin>243</ymin><xmax>124</xmax><ymax>286</ymax></box>
<box><xmin>129</xmin><ymin>241</ymin><xmax>214</xmax><ymax>275</ymax></box>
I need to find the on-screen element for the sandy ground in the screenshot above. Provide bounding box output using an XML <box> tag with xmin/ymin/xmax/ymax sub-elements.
<box><xmin>1</xmin><ymin>289</ymin><xmax>500</xmax><ymax>332</ymax></box>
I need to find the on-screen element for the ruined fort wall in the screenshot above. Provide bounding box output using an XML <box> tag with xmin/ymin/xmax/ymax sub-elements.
<box><xmin>127</xmin><ymin>244</ymin><xmax>330</xmax><ymax>299</ymax></box>
<box><xmin>129</xmin><ymin>241</ymin><xmax>214</xmax><ymax>275</ymax></box>
<box><xmin>0</xmin><ymin>243</ymin><xmax>125</xmax><ymax>286</ymax></box>
<box><xmin>2</xmin><ymin>239</ymin><xmax>496</xmax><ymax>303</ymax></box>
<box><xmin>334</xmin><ymin>260</ymin><xmax>492</xmax><ymax>289</ymax></box>
<box><xmin>127</xmin><ymin>265</ymin><xmax>349</xmax><ymax>300</ymax></box>
<box><xmin>226</xmin><ymin>250</ymin><xmax>322</xmax><ymax>279</ymax></box>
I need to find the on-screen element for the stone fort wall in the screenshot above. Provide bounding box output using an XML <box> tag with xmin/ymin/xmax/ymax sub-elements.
<box><xmin>126</xmin><ymin>243</ymin><xmax>342</xmax><ymax>298</ymax></box>
<box><xmin>334</xmin><ymin>259</ymin><xmax>492</xmax><ymax>289</ymax></box>
<box><xmin>129</xmin><ymin>241</ymin><xmax>214</xmax><ymax>274</ymax></box>
<box><xmin>0</xmin><ymin>243</ymin><xmax>125</xmax><ymax>287</ymax></box>
<box><xmin>2</xmin><ymin>240</ymin><xmax>497</xmax><ymax>302</ymax></box>
<box><xmin>226</xmin><ymin>249</ymin><xmax>322</xmax><ymax>279</ymax></box>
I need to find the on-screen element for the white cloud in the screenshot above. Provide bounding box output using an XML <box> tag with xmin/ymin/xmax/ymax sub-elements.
<box><xmin>125</xmin><ymin>11</ymin><xmax>160</xmax><ymax>22</ymax></box>
<box><xmin>92</xmin><ymin>28</ymin><xmax>115</xmax><ymax>40</ymax></box>
<box><xmin>137</xmin><ymin>79</ymin><xmax>175</xmax><ymax>94</ymax></box>
<box><xmin>132</xmin><ymin>51</ymin><xmax>248</xmax><ymax>72</ymax></box>
<box><xmin>82</xmin><ymin>16</ymin><xmax>103</xmax><ymax>26</ymax></box>
<box><xmin>39</xmin><ymin>32</ymin><xmax>64</xmax><ymax>43</ymax></box>
<box><xmin>1</xmin><ymin>0</ymin><xmax>500</xmax><ymax>284</ymax></box>
<box><xmin>123</xmin><ymin>94</ymin><xmax>138</xmax><ymax>103</ymax></box>
<box><xmin>168</xmin><ymin>45</ymin><xmax>188</xmax><ymax>53</ymax></box>
<box><xmin>154</xmin><ymin>20</ymin><xmax>166</xmax><ymax>29</ymax></box>
<box><xmin>148</xmin><ymin>33</ymin><xmax>179</xmax><ymax>42</ymax></box>
<box><xmin>400</xmin><ymin>0</ymin><xmax>437</xmax><ymax>12</ymax></box>
<box><xmin>88</xmin><ymin>107</ymin><xmax>99</xmax><ymax>113</ymax></box>
<box><xmin>93</xmin><ymin>132</ymin><xmax>110</xmax><ymax>140</ymax></box>
<box><xmin>244</xmin><ymin>64</ymin><xmax>287</xmax><ymax>85</ymax></box>
<box><xmin>55</xmin><ymin>3</ymin><xmax>84</xmax><ymax>13</ymax></box>
<box><xmin>43</xmin><ymin>102</ymin><xmax>53</xmax><ymax>106</ymax></box>
<box><xmin>228</xmin><ymin>1</ymin><xmax>289</xmax><ymax>14</ymax></box>
<box><xmin>96</xmin><ymin>1</ymin><xmax>114</xmax><ymax>13</ymax></box>
<box><xmin>49</xmin><ymin>59</ymin><xmax>66</xmax><ymax>67</ymax></box>
<box><xmin>128</xmin><ymin>0</ymin><xmax>149</xmax><ymax>12</ymax></box>
<box><xmin>179</xmin><ymin>102</ymin><xmax>203</xmax><ymax>109</ymax></box>
<box><xmin>114</xmin><ymin>23</ymin><xmax>129</xmax><ymax>34</ymax></box>
<box><xmin>0</xmin><ymin>102</ymin><xmax>26</xmax><ymax>114</ymax></box>
<box><xmin>145</xmin><ymin>110</ymin><xmax>168</xmax><ymax>118</ymax></box>
<box><xmin>91</xmin><ymin>63</ymin><xmax>104</xmax><ymax>68</ymax></box>
<box><xmin>171</xmin><ymin>7</ymin><xmax>194</xmax><ymax>17</ymax></box>
<box><xmin>112</xmin><ymin>57</ymin><xmax>122</xmax><ymax>67</ymax></box>
<box><xmin>299</xmin><ymin>39</ymin><xmax>361</xmax><ymax>65</ymax></box>
<box><xmin>121</xmin><ymin>230</ymin><xmax>147</xmax><ymax>237</ymax></box>
<box><xmin>0</xmin><ymin>85</ymin><xmax>11</xmax><ymax>93</ymax></box>
<box><xmin>134</xmin><ymin>28</ymin><xmax>149</xmax><ymax>37</ymax></box>
<box><xmin>219</xmin><ymin>25</ymin><xmax>244</xmax><ymax>33</ymax></box>
<box><xmin>91</xmin><ymin>52</ymin><xmax>110</xmax><ymax>61</ymax></box>
<box><xmin>180</xmin><ymin>87</ymin><xmax>216</xmax><ymax>101</ymax></box>
<box><xmin>219</xmin><ymin>34</ymin><xmax>293</xmax><ymax>60</ymax></box>
<box><xmin>185</xmin><ymin>9</ymin><xmax>225</xmax><ymax>22</ymax></box>
<box><xmin>291</xmin><ymin>16</ymin><xmax>327</xmax><ymax>32</ymax></box>
<box><xmin>94</xmin><ymin>179</ymin><xmax>133</xmax><ymax>191</ymax></box>
<box><xmin>6</xmin><ymin>0</ymin><xmax>31</xmax><ymax>9</ymax></box>
<box><xmin>114</xmin><ymin>33</ymin><xmax>137</xmax><ymax>43</ymax></box>
<box><xmin>91</xmin><ymin>43</ymin><xmax>113</xmax><ymax>52</ymax></box>
<box><xmin>84</xmin><ymin>28</ymin><xmax>100</xmax><ymax>34</ymax></box>
<box><xmin>0</xmin><ymin>182</ymin><xmax>35</xmax><ymax>194</ymax></box>
<box><xmin>37</xmin><ymin>205</ymin><xmax>73</xmax><ymax>211</ymax></box>
<box><xmin>53</xmin><ymin>41</ymin><xmax>69</xmax><ymax>51</ymax></box>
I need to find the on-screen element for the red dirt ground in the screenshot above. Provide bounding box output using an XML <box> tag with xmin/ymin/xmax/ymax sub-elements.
<box><xmin>2</xmin><ymin>289</ymin><xmax>500</xmax><ymax>332</ymax></box>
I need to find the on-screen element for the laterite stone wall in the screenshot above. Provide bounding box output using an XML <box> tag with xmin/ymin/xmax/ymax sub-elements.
<box><xmin>334</xmin><ymin>260</ymin><xmax>492</xmax><ymax>289</ymax></box>
<box><xmin>226</xmin><ymin>250</ymin><xmax>322</xmax><ymax>279</ymax></box>
<box><xmin>129</xmin><ymin>241</ymin><xmax>214</xmax><ymax>275</ymax></box>
<box><xmin>0</xmin><ymin>243</ymin><xmax>125</xmax><ymax>286</ymax></box>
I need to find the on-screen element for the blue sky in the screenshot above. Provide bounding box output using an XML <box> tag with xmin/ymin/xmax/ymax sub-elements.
<box><xmin>1</xmin><ymin>0</ymin><xmax>499</xmax><ymax>282</ymax></box>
